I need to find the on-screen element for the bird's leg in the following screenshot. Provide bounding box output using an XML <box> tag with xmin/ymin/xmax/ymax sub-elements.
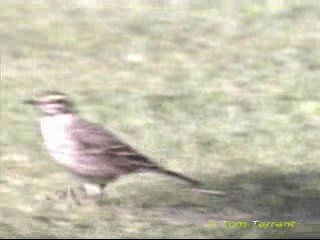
<box><xmin>76</xmin><ymin>185</ymin><xmax>89</xmax><ymax>198</ymax></box>
<box><xmin>46</xmin><ymin>187</ymin><xmax>81</xmax><ymax>206</ymax></box>
<box><xmin>66</xmin><ymin>186</ymin><xmax>72</xmax><ymax>205</ymax></box>
<box><xmin>97</xmin><ymin>183</ymin><xmax>106</xmax><ymax>205</ymax></box>
<box><xmin>68</xmin><ymin>187</ymin><xmax>81</xmax><ymax>206</ymax></box>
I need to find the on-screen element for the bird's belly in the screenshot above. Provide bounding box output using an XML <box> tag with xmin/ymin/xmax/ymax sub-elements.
<box><xmin>46</xmin><ymin>145</ymin><xmax>76</xmax><ymax>167</ymax></box>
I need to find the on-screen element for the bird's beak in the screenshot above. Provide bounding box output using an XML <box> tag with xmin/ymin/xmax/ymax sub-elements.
<box><xmin>23</xmin><ymin>99</ymin><xmax>37</xmax><ymax>105</ymax></box>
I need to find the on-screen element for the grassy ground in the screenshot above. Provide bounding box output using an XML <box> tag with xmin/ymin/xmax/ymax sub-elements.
<box><xmin>1</xmin><ymin>1</ymin><xmax>320</xmax><ymax>238</ymax></box>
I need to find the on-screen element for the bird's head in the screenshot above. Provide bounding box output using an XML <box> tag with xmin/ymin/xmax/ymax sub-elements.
<box><xmin>24</xmin><ymin>91</ymin><xmax>75</xmax><ymax>115</ymax></box>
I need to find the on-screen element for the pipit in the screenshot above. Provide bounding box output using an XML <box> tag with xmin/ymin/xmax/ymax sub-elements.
<box><xmin>24</xmin><ymin>91</ymin><xmax>200</xmax><ymax>203</ymax></box>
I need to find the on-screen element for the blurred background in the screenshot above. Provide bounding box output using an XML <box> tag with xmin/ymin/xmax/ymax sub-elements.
<box><xmin>0</xmin><ymin>0</ymin><xmax>320</xmax><ymax>238</ymax></box>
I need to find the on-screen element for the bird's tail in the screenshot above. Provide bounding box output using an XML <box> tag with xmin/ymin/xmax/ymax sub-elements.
<box><xmin>153</xmin><ymin>167</ymin><xmax>201</xmax><ymax>186</ymax></box>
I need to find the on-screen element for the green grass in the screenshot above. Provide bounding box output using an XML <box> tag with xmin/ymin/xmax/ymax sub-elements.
<box><xmin>1</xmin><ymin>1</ymin><xmax>320</xmax><ymax>238</ymax></box>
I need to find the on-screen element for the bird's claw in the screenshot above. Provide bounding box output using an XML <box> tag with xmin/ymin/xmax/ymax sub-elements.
<box><xmin>45</xmin><ymin>187</ymin><xmax>83</xmax><ymax>206</ymax></box>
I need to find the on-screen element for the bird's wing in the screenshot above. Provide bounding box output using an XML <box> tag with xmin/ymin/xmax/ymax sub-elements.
<box><xmin>69</xmin><ymin>117</ymin><xmax>158</xmax><ymax>169</ymax></box>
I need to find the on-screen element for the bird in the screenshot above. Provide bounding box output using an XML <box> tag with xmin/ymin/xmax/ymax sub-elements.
<box><xmin>24</xmin><ymin>90</ymin><xmax>200</xmax><ymax>202</ymax></box>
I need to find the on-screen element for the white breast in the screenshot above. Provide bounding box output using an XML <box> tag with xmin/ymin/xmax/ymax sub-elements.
<box><xmin>40</xmin><ymin>114</ymin><xmax>77</xmax><ymax>167</ymax></box>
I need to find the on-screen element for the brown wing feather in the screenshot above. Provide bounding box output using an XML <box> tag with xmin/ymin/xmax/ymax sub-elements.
<box><xmin>70</xmin><ymin>117</ymin><xmax>158</xmax><ymax>170</ymax></box>
<box><xmin>69</xmin><ymin>117</ymin><xmax>200</xmax><ymax>186</ymax></box>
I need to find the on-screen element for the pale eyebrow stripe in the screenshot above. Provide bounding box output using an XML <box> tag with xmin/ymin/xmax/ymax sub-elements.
<box><xmin>43</xmin><ymin>95</ymin><xmax>67</xmax><ymax>101</ymax></box>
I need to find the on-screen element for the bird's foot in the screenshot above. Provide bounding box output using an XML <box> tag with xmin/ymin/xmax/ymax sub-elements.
<box><xmin>45</xmin><ymin>187</ymin><xmax>85</xmax><ymax>206</ymax></box>
<box><xmin>45</xmin><ymin>185</ymin><xmax>106</xmax><ymax>206</ymax></box>
<box><xmin>94</xmin><ymin>193</ymin><xmax>106</xmax><ymax>206</ymax></box>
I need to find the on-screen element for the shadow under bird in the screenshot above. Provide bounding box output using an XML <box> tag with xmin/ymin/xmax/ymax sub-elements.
<box><xmin>24</xmin><ymin>91</ymin><xmax>200</xmax><ymax>202</ymax></box>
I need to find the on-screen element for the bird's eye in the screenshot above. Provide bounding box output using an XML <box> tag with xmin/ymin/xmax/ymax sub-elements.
<box><xmin>55</xmin><ymin>99</ymin><xmax>66</xmax><ymax>104</ymax></box>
